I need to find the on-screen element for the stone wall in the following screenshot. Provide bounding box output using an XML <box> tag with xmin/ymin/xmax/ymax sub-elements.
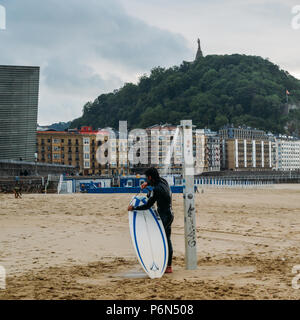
<box><xmin>0</xmin><ymin>160</ymin><xmax>76</xmax><ymax>177</ymax></box>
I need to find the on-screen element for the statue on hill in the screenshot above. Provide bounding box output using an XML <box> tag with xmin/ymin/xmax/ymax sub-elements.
<box><xmin>195</xmin><ymin>38</ymin><xmax>204</xmax><ymax>60</ymax></box>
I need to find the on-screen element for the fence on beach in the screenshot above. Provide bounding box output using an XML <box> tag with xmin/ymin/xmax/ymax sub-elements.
<box><xmin>194</xmin><ymin>177</ymin><xmax>274</xmax><ymax>189</ymax></box>
<box><xmin>193</xmin><ymin>172</ymin><xmax>300</xmax><ymax>189</ymax></box>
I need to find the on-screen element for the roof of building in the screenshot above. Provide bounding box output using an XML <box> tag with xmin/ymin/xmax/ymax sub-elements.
<box><xmin>146</xmin><ymin>123</ymin><xmax>177</xmax><ymax>130</ymax></box>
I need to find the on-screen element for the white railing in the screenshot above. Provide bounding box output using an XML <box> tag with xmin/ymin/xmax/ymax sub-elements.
<box><xmin>194</xmin><ymin>178</ymin><xmax>274</xmax><ymax>189</ymax></box>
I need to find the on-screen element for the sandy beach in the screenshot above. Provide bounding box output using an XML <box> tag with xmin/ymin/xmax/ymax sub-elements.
<box><xmin>0</xmin><ymin>185</ymin><xmax>300</xmax><ymax>300</ymax></box>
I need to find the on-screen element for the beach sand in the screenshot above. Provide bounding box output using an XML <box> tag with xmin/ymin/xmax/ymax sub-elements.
<box><xmin>0</xmin><ymin>184</ymin><xmax>300</xmax><ymax>300</ymax></box>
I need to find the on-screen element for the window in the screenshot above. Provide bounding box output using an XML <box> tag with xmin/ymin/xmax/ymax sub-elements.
<box><xmin>84</xmin><ymin>154</ymin><xmax>90</xmax><ymax>160</ymax></box>
<box><xmin>84</xmin><ymin>145</ymin><xmax>90</xmax><ymax>152</ymax></box>
<box><xmin>53</xmin><ymin>139</ymin><xmax>60</xmax><ymax>144</ymax></box>
<box><xmin>53</xmin><ymin>154</ymin><xmax>60</xmax><ymax>160</ymax></box>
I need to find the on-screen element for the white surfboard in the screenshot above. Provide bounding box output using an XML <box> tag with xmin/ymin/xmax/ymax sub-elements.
<box><xmin>128</xmin><ymin>195</ymin><xmax>169</xmax><ymax>279</ymax></box>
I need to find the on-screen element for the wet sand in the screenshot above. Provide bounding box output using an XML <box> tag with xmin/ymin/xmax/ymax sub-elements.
<box><xmin>0</xmin><ymin>185</ymin><xmax>300</xmax><ymax>300</ymax></box>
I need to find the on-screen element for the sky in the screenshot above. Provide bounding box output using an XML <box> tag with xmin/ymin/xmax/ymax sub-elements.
<box><xmin>0</xmin><ymin>0</ymin><xmax>299</xmax><ymax>125</ymax></box>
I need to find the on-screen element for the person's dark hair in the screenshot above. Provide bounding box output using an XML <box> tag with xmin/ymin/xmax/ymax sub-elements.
<box><xmin>145</xmin><ymin>167</ymin><xmax>160</xmax><ymax>182</ymax></box>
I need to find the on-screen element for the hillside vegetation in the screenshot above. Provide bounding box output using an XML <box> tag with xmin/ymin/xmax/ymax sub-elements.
<box><xmin>71</xmin><ymin>54</ymin><xmax>300</xmax><ymax>134</ymax></box>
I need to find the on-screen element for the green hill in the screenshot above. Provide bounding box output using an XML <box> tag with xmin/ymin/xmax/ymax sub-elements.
<box><xmin>70</xmin><ymin>54</ymin><xmax>300</xmax><ymax>134</ymax></box>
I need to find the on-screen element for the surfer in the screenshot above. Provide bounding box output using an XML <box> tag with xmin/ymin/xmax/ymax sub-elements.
<box><xmin>128</xmin><ymin>167</ymin><xmax>174</xmax><ymax>274</ymax></box>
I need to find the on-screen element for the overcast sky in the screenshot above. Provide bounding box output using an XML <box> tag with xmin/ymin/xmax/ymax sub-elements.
<box><xmin>0</xmin><ymin>0</ymin><xmax>299</xmax><ymax>125</ymax></box>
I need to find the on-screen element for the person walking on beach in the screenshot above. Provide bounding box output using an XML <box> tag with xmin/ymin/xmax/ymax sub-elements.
<box><xmin>13</xmin><ymin>183</ymin><xmax>22</xmax><ymax>199</ymax></box>
<box><xmin>128</xmin><ymin>167</ymin><xmax>174</xmax><ymax>274</ymax></box>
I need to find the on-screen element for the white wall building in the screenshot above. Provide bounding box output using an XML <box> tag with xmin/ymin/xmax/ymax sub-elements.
<box><xmin>195</xmin><ymin>129</ymin><xmax>220</xmax><ymax>174</ymax></box>
<box><xmin>275</xmin><ymin>136</ymin><xmax>300</xmax><ymax>171</ymax></box>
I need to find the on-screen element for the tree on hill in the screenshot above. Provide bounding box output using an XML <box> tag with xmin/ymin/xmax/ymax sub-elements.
<box><xmin>70</xmin><ymin>54</ymin><xmax>300</xmax><ymax>135</ymax></box>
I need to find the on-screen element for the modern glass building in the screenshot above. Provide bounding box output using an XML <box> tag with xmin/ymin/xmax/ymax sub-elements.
<box><xmin>0</xmin><ymin>65</ymin><xmax>40</xmax><ymax>162</ymax></box>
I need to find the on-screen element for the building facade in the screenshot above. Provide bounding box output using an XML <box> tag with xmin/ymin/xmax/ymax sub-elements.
<box><xmin>195</xmin><ymin>129</ymin><xmax>220</xmax><ymax>174</ymax></box>
<box><xmin>274</xmin><ymin>136</ymin><xmax>300</xmax><ymax>171</ymax></box>
<box><xmin>0</xmin><ymin>65</ymin><xmax>40</xmax><ymax>162</ymax></box>
<box><xmin>144</xmin><ymin>124</ymin><xmax>183</xmax><ymax>175</ymax></box>
<box><xmin>37</xmin><ymin>124</ymin><xmax>300</xmax><ymax>175</ymax></box>
<box><xmin>219</xmin><ymin>126</ymin><xmax>273</xmax><ymax>171</ymax></box>
<box><xmin>132</xmin><ymin>124</ymin><xmax>221</xmax><ymax>175</ymax></box>
<box><xmin>37</xmin><ymin>126</ymin><xmax>130</xmax><ymax>176</ymax></box>
<box><xmin>37</xmin><ymin>131</ymin><xmax>84</xmax><ymax>172</ymax></box>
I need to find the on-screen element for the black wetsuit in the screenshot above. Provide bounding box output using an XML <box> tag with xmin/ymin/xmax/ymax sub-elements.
<box><xmin>133</xmin><ymin>177</ymin><xmax>174</xmax><ymax>267</ymax></box>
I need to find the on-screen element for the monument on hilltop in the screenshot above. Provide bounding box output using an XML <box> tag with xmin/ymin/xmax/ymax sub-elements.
<box><xmin>195</xmin><ymin>38</ymin><xmax>204</xmax><ymax>60</ymax></box>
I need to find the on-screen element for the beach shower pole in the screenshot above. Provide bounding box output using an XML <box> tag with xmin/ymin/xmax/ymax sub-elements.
<box><xmin>180</xmin><ymin>120</ymin><xmax>197</xmax><ymax>270</ymax></box>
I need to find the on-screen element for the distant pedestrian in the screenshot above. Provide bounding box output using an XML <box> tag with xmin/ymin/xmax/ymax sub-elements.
<box><xmin>14</xmin><ymin>183</ymin><xmax>22</xmax><ymax>199</ymax></box>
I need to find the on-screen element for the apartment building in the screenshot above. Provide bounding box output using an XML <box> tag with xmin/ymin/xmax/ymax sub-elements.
<box><xmin>145</xmin><ymin>124</ymin><xmax>183</xmax><ymax>175</ymax></box>
<box><xmin>219</xmin><ymin>126</ymin><xmax>273</xmax><ymax>171</ymax></box>
<box><xmin>195</xmin><ymin>129</ymin><xmax>220</xmax><ymax>174</ymax></box>
<box><xmin>275</xmin><ymin>135</ymin><xmax>300</xmax><ymax>171</ymax></box>
<box><xmin>37</xmin><ymin>130</ymin><xmax>85</xmax><ymax>173</ymax></box>
<box><xmin>37</xmin><ymin>126</ymin><xmax>131</xmax><ymax>176</ymax></box>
